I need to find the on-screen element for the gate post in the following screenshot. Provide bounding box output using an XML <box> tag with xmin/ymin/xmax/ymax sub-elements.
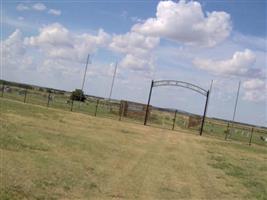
<box><xmin>200</xmin><ymin>90</ymin><xmax>209</xmax><ymax>136</ymax></box>
<box><xmin>144</xmin><ymin>80</ymin><xmax>154</xmax><ymax>125</ymax></box>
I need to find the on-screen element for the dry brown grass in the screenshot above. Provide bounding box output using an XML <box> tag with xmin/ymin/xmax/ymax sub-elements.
<box><xmin>1</xmin><ymin>98</ymin><xmax>266</xmax><ymax>199</ymax></box>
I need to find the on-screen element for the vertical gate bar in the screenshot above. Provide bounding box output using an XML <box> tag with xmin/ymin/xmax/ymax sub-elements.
<box><xmin>95</xmin><ymin>99</ymin><xmax>99</xmax><ymax>116</ymax></box>
<box><xmin>23</xmin><ymin>89</ymin><xmax>27</xmax><ymax>103</ymax></box>
<box><xmin>144</xmin><ymin>80</ymin><xmax>154</xmax><ymax>125</ymax></box>
<box><xmin>200</xmin><ymin>90</ymin><xmax>209</xmax><ymax>136</ymax></box>
<box><xmin>172</xmin><ymin>110</ymin><xmax>177</xmax><ymax>130</ymax></box>
<box><xmin>249</xmin><ymin>127</ymin><xmax>254</xmax><ymax>146</ymax></box>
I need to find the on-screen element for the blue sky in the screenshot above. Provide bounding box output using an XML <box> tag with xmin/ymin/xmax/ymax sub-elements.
<box><xmin>1</xmin><ymin>0</ymin><xmax>267</xmax><ymax>126</ymax></box>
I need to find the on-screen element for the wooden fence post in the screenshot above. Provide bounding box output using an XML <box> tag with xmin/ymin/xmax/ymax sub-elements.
<box><xmin>119</xmin><ymin>101</ymin><xmax>124</xmax><ymax>121</ymax></box>
<box><xmin>249</xmin><ymin>127</ymin><xmax>254</xmax><ymax>146</ymax></box>
<box><xmin>47</xmin><ymin>92</ymin><xmax>51</xmax><ymax>107</ymax></box>
<box><xmin>225</xmin><ymin>122</ymin><xmax>230</xmax><ymax>140</ymax></box>
<box><xmin>95</xmin><ymin>99</ymin><xmax>99</xmax><ymax>116</ymax></box>
<box><xmin>23</xmin><ymin>89</ymin><xmax>27</xmax><ymax>103</ymax></box>
<box><xmin>1</xmin><ymin>83</ymin><xmax>4</xmax><ymax>97</ymax></box>
<box><xmin>70</xmin><ymin>100</ymin><xmax>74</xmax><ymax>111</ymax></box>
<box><xmin>172</xmin><ymin>110</ymin><xmax>177</xmax><ymax>130</ymax></box>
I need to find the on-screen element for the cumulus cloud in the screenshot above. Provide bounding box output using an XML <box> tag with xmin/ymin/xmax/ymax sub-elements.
<box><xmin>242</xmin><ymin>79</ymin><xmax>266</xmax><ymax>102</ymax></box>
<box><xmin>192</xmin><ymin>49</ymin><xmax>262</xmax><ymax>77</ymax></box>
<box><xmin>24</xmin><ymin>23</ymin><xmax>110</xmax><ymax>62</ymax></box>
<box><xmin>110</xmin><ymin>31</ymin><xmax>159</xmax><ymax>72</ymax></box>
<box><xmin>16</xmin><ymin>3</ymin><xmax>53</xmax><ymax>14</ymax></box>
<box><xmin>243</xmin><ymin>79</ymin><xmax>265</xmax><ymax>90</ymax></box>
<box><xmin>132</xmin><ymin>0</ymin><xmax>231</xmax><ymax>47</ymax></box>
<box><xmin>16</xmin><ymin>4</ymin><xmax>29</xmax><ymax>11</ymax></box>
<box><xmin>32</xmin><ymin>3</ymin><xmax>47</xmax><ymax>11</ymax></box>
<box><xmin>48</xmin><ymin>9</ymin><xmax>62</xmax><ymax>16</ymax></box>
<box><xmin>1</xmin><ymin>29</ymin><xmax>33</xmax><ymax>70</ymax></box>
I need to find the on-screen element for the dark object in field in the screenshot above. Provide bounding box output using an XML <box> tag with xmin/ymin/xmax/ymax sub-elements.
<box><xmin>70</xmin><ymin>89</ymin><xmax>86</xmax><ymax>102</ymax></box>
<box><xmin>260</xmin><ymin>136</ymin><xmax>267</xmax><ymax>142</ymax></box>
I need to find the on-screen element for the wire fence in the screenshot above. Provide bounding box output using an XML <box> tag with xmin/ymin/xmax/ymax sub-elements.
<box><xmin>1</xmin><ymin>81</ymin><xmax>267</xmax><ymax>147</ymax></box>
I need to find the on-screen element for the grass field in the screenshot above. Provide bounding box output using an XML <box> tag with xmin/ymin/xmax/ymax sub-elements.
<box><xmin>1</xmin><ymin>98</ymin><xmax>267</xmax><ymax>200</ymax></box>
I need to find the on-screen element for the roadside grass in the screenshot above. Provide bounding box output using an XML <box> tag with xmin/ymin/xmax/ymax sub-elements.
<box><xmin>1</xmin><ymin>98</ymin><xmax>267</xmax><ymax>199</ymax></box>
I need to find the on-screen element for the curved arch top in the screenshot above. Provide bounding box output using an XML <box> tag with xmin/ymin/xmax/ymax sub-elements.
<box><xmin>153</xmin><ymin>80</ymin><xmax>208</xmax><ymax>96</ymax></box>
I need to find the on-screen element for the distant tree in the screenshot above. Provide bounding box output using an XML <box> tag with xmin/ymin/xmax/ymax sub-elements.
<box><xmin>46</xmin><ymin>88</ymin><xmax>52</xmax><ymax>93</ymax></box>
<box><xmin>70</xmin><ymin>89</ymin><xmax>86</xmax><ymax>102</ymax></box>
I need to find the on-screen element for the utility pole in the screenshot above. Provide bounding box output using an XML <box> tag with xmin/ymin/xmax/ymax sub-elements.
<box><xmin>226</xmin><ymin>81</ymin><xmax>241</xmax><ymax>140</ymax></box>
<box><xmin>108</xmin><ymin>61</ymin><xmax>118</xmax><ymax>101</ymax></box>
<box><xmin>81</xmin><ymin>54</ymin><xmax>91</xmax><ymax>92</ymax></box>
<box><xmin>232</xmin><ymin>81</ymin><xmax>241</xmax><ymax>123</ymax></box>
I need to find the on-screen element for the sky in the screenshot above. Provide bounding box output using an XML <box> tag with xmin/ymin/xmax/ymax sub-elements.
<box><xmin>1</xmin><ymin>0</ymin><xmax>267</xmax><ymax>126</ymax></box>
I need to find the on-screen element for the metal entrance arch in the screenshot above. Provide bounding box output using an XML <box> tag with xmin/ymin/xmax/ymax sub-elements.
<box><xmin>144</xmin><ymin>80</ymin><xmax>210</xmax><ymax>136</ymax></box>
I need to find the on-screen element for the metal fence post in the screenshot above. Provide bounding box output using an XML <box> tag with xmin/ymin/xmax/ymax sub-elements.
<box><xmin>70</xmin><ymin>100</ymin><xmax>74</xmax><ymax>111</ymax></box>
<box><xmin>47</xmin><ymin>92</ymin><xmax>51</xmax><ymax>107</ymax></box>
<box><xmin>95</xmin><ymin>99</ymin><xmax>99</xmax><ymax>116</ymax></box>
<box><xmin>23</xmin><ymin>89</ymin><xmax>27</xmax><ymax>103</ymax></box>
<box><xmin>249</xmin><ymin>127</ymin><xmax>254</xmax><ymax>146</ymax></box>
<box><xmin>172</xmin><ymin>110</ymin><xmax>177</xmax><ymax>130</ymax></box>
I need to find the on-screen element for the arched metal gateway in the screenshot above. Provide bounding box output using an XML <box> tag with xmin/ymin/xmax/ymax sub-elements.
<box><xmin>144</xmin><ymin>80</ymin><xmax>210</xmax><ymax>136</ymax></box>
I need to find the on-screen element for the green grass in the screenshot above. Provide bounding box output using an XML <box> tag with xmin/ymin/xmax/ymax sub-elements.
<box><xmin>1</xmin><ymin>98</ymin><xmax>267</xmax><ymax>199</ymax></box>
<box><xmin>2</xmin><ymin>86</ymin><xmax>267</xmax><ymax>147</ymax></box>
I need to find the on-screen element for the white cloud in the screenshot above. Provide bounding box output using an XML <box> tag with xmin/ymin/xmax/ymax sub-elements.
<box><xmin>243</xmin><ymin>79</ymin><xmax>265</xmax><ymax>90</ymax></box>
<box><xmin>110</xmin><ymin>31</ymin><xmax>159</xmax><ymax>56</ymax></box>
<box><xmin>16</xmin><ymin>4</ymin><xmax>29</xmax><ymax>11</ymax></box>
<box><xmin>110</xmin><ymin>31</ymin><xmax>159</xmax><ymax>72</ymax></box>
<box><xmin>18</xmin><ymin>16</ymin><xmax>24</xmax><ymax>21</ymax></box>
<box><xmin>193</xmin><ymin>49</ymin><xmax>261</xmax><ymax>77</ymax></box>
<box><xmin>1</xmin><ymin>29</ymin><xmax>33</xmax><ymax>70</ymax></box>
<box><xmin>24</xmin><ymin>23</ymin><xmax>110</xmax><ymax>62</ymax></box>
<box><xmin>132</xmin><ymin>0</ymin><xmax>231</xmax><ymax>47</ymax></box>
<box><xmin>32</xmin><ymin>3</ymin><xmax>47</xmax><ymax>11</ymax></box>
<box><xmin>48</xmin><ymin>9</ymin><xmax>62</xmax><ymax>16</ymax></box>
<box><xmin>242</xmin><ymin>79</ymin><xmax>266</xmax><ymax>102</ymax></box>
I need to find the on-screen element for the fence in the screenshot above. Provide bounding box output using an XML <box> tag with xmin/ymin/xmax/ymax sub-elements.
<box><xmin>1</xmin><ymin>81</ymin><xmax>267</xmax><ymax>147</ymax></box>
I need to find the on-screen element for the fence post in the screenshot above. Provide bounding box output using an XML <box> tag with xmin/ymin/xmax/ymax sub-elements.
<box><xmin>95</xmin><ymin>99</ymin><xmax>99</xmax><ymax>116</ymax></box>
<box><xmin>1</xmin><ymin>82</ymin><xmax>4</xmax><ymax>97</ymax></box>
<box><xmin>172</xmin><ymin>110</ymin><xmax>177</xmax><ymax>130</ymax></box>
<box><xmin>249</xmin><ymin>127</ymin><xmax>254</xmax><ymax>146</ymax></box>
<box><xmin>225</xmin><ymin>122</ymin><xmax>230</xmax><ymax>140</ymax></box>
<box><xmin>23</xmin><ymin>89</ymin><xmax>27</xmax><ymax>103</ymax></box>
<box><xmin>119</xmin><ymin>101</ymin><xmax>124</xmax><ymax>121</ymax></box>
<box><xmin>70</xmin><ymin>100</ymin><xmax>74</xmax><ymax>111</ymax></box>
<box><xmin>47</xmin><ymin>92</ymin><xmax>51</xmax><ymax>107</ymax></box>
